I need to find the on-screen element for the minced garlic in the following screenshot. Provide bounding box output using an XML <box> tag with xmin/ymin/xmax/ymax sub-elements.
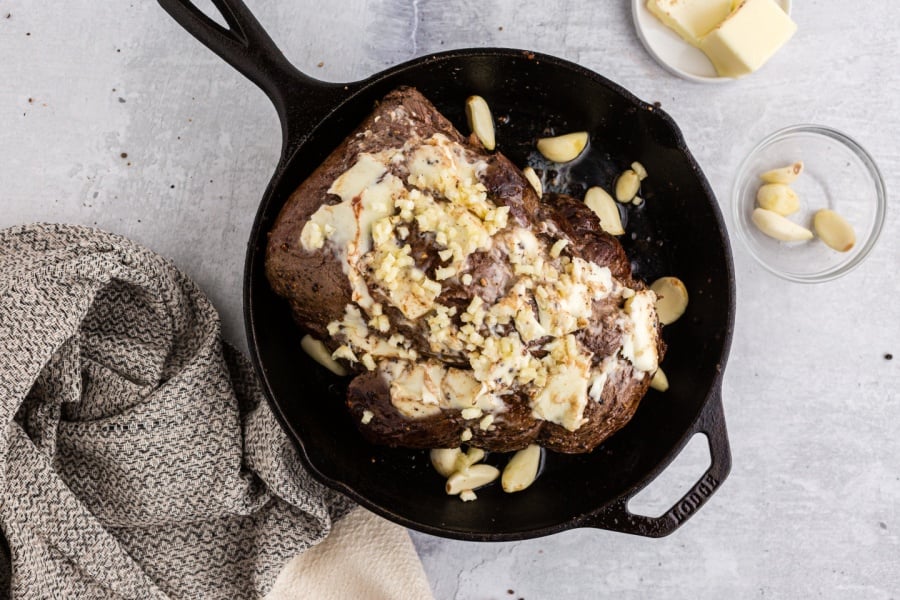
<box><xmin>302</xmin><ymin>128</ymin><xmax>659</xmax><ymax>432</ymax></box>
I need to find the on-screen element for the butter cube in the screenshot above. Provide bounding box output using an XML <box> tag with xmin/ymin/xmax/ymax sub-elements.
<box><xmin>700</xmin><ymin>0</ymin><xmax>797</xmax><ymax>78</ymax></box>
<box><xmin>647</xmin><ymin>0</ymin><xmax>735</xmax><ymax>46</ymax></box>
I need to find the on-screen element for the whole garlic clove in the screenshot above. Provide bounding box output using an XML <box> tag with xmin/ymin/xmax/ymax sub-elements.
<box><xmin>430</xmin><ymin>448</ymin><xmax>463</xmax><ymax>478</ymax></box>
<box><xmin>813</xmin><ymin>209</ymin><xmax>856</xmax><ymax>252</ymax></box>
<box><xmin>615</xmin><ymin>169</ymin><xmax>641</xmax><ymax>203</ymax></box>
<box><xmin>751</xmin><ymin>208</ymin><xmax>814</xmax><ymax>242</ymax></box>
<box><xmin>756</xmin><ymin>183</ymin><xmax>800</xmax><ymax>216</ymax></box>
<box><xmin>650</xmin><ymin>368</ymin><xmax>669</xmax><ymax>392</ymax></box>
<box><xmin>650</xmin><ymin>277</ymin><xmax>689</xmax><ymax>326</ymax></box>
<box><xmin>536</xmin><ymin>132</ymin><xmax>589</xmax><ymax>163</ymax></box>
<box><xmin>584</xmin><ymin>186</ymin><xmax>625</xmax><ymax>235</ymax></box>
<box><xmin>466</xmin><ymin>95</ymin><xmax>496</xmax><ymax>151</ymax></box>
<box><xmin>446</xmin><ymin>464</ymin><xmax>500</xmax><ymax>495</ymax></box>
<box><xmin>760</xmin><ymin>161</ymin><xmax>804</xmax><ymax>184</ymax></box>
<box><xmin>501</xmin><ymin>444</ymin><xmax>542</xmax><ymax>493</ymax></box>
<box><xmin>301</xmin><ymin>335</ymin><xmax>349</xmax><ymax>376</ymax></box>
<box><xmin>523</xmin><ymin>166</ymin><xmax>543</xmax><ymax>196</ymax></box>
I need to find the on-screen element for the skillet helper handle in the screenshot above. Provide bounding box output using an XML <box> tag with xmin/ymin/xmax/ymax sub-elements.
<box><xmin>585</xmin><ymin>387</ymin><xmax>731</xmax><ymax>537</ymax></box>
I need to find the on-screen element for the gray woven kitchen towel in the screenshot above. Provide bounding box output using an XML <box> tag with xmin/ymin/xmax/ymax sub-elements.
<box><xmin>0</xmin><ymin>223</ymin><xmax>352</xmax><ymax>599</ymax></box>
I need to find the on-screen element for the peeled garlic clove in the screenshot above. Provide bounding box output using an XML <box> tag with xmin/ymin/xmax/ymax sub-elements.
<box><xmin>615</xmin><ymin>169</ymin><xmax>641</xmax><ymax>203</ymax></box>
<box><xmin>446</xmin><ymin>464</ymin><xmax>500</xmax><ymax>495</ymax></box>
<box><xmin>813</xmin><ymin>209</ymin><xmax>856</xmax><ymax>252</ymax></box>
<box><xmin>584</xmin><ymin>186</ymin><xmax>625</xmax><ymax>235</ymax></box>
<box><xmin>751</xmin><ymin>208</ymin><xmax>814</xmax><ymax>242</ymax></box>
<box><xmin>501</xmin><ymin>444</ymin><xmax>542</xmax><ymax>493</ymax></box>
<box><xmin>536</xmin><ymin>132</ymin><xmax>588</xmax><ymax>163</ymax></box>
<box><xmin>454</xmin><ymin>447</ymin><xmax>486</xmax><ymax>472</ymax></box>
<box><xmin>523</xmin><ymin>166</ymin><xmax>543</xmax><ymax>196</ymax></box>
<box><xmin>465</xmin><ymin>95</ymin><xmax>495</xmax><ymax>151</ymax></box>
<box><xmin>760</xmin><ymin>161</ymin><xmax>804</xmax><ymax>184</ymax></box>
<box><xmin>756</xmin><ymin>183</ymin><xmax>800</xmax><ymax>216</ymax></box>
<box><xmin>631</xmin><ymin>161</ymin><xmax>649</xmax><ymax>180</ymax></box>
<box><xmin>430</xmin><ymin>448</ymin><xmax>463</xmax><ymax>478</ymax></box>
<box><xmin>650</xmin><ymin>277</ymin><xmax>689</xmax><ymax>326</ymax></box>
<box><xmin>301</xmin><ymin>335</ymin><xmax>349</xmax><ymax>376</ymax></box>
<box><xmin>650</xmin><ymin>368</ymin><xmax>669</xmax><ymax>392</ymax></box>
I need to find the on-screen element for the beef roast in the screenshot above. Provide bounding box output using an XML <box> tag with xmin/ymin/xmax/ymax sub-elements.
<box><xmin>266</xmin><ymin>87</ymin><xmax>664</xmax><ymax>454</ymax></box>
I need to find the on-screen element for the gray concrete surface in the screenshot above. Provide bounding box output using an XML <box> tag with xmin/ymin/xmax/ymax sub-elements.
<box><xmin>2</xmin><ymin>1</ymin><xmax>898</xmax><ymax>598</ymax></box>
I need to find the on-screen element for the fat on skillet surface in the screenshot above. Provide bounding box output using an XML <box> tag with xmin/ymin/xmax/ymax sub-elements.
<box><xmin>159</xmin><ymin>0</ymin><xmax>735</xmax><ymax>540</ymax></box>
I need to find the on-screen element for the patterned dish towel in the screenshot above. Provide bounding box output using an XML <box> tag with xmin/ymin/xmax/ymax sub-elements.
<box><xmin>0</xmin><ymin>223</ymin><xmax>364</xmax><ymax>599</ymax></box>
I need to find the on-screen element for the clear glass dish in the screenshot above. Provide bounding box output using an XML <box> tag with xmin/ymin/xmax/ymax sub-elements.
<box><xmin>732</xmin><ymin>124</ymin><xmax>886</xmax><ymax>282</ymax></box>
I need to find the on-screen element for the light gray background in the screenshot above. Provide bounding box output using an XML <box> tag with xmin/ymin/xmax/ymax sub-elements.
<box><xmin>2</xmin><ymin>1</ymin><xmax>898</xmax><ymax>598</ymax></box>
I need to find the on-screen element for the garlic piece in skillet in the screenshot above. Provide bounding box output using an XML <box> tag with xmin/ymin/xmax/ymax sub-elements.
<box><xmin>523</xmin><ymin>166</ymin><xmax>543</xmax><ymax>196</ymax></box>
<box><xmin>649</xmin><ymin>277</ymin><xmax>689</xmax><ymax>326</ymax></box>
<box><xmin>615</xmin><ymin>169</ymin><xmax>641</xmax><ymax>203</ymax></box>
<box><xmin>446</xmin><ymin>464</ymin><xmax>500</xmax><ymax>495</ymax></box>
<box><xmin>650</xmin><ymin>367</ymin><xmax>669</xmax><ymax>392</ymax></box>
<box><xmin>536</xmin><ymin>131</ymin><xmax>589</xmax><ymax>163</ymax></box>
<box><xmin>455</xmin><ymin>447</ymin><xmax>486</xmax><ymax>472</ymax></box>
<box><xmin>432</xmin><ymin>446</ymin><xmax>491</xmax><ymax>500</ymax></box>
<box><xmin>430</xmin><ymin>448</ymin><xmax>463</xmax><ymax>478</ymax></box>
<box><xmin>501</xmin><ymin>444</ymin><xmax>542</xmax><ymax>493</ymax></box>
<box><xmin>584</xmin><ymin>186</ymin><xmax>625</xmax><ymax>236</ymax></box>
<box><xmin>300</xmin><ymin>335</ymin><xmax>349</xmax><ymax>376</ymax></box>
<box><xmin>631</xmin><ymin>161</ymin><xmax>649</xmax><ymax>181</ymax></box>
<box><xmin>459</xmin><ymin>490</ymin><xmax>478</xmax><ymax>502</ymax></box>
<box><xmin>465</xmin><ymin>95</ymin><xmax>496</xmax><ymax>151</ymax></box>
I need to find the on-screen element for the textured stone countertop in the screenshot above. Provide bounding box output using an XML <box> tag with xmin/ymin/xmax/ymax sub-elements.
<box><xmin>2</xmin><ymin>1</ymin><xmax>898</xmax><ymax>598</ymax></box>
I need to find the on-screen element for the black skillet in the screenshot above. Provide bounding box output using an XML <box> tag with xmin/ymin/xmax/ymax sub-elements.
<box><xmin>158</xmin><ymin>0</ymin><xmax>735</xmax><ymax>540</ymax></box>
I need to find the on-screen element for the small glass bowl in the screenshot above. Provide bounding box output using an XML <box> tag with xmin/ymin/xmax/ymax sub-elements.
<box><xmin>732</xmin><ymin>125</ymin><xmax>886</xmax><ymax>282</ymax></box>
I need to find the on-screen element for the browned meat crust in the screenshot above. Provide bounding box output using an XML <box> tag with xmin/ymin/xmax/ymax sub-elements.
<box><xmin>267</xmin><ymin>87</ymin><xmax>664</xmax><ymax>454</ymax></box>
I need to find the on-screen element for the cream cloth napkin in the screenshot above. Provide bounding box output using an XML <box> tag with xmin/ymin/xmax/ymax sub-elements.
<box><xmin>0</xmin><ymin>223</ymin><xmax>432</xmax><ymax>599</ymax></box>
<box><xmin>267</xmin><ymin>507</ymin><xmax>434</xmax><ymax>600</ymax></box>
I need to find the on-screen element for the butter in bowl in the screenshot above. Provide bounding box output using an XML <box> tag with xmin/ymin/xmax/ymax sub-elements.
<box><xmin>634</xmin><ymin>0</ymin><xmax>796</xmax><ymax>81</ymax></box>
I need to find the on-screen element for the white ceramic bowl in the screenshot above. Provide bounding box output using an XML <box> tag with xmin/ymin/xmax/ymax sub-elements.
<box><xmin>632</xmin><ymin>0</ymin><xmax>792</xmax><ymax>83</ymax></box>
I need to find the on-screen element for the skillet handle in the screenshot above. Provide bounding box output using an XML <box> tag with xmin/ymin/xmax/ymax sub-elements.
<box><xmin>157</xmin><ymin>0</ymin><xmax>345</xmax><ymax>146</ymax></box>
<box><xmin>583</xmin><ymin>386</ymin><xmax>731</xmax><ymax>537</ymax></box>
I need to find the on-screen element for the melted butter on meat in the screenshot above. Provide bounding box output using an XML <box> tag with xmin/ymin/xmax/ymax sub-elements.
<box><xmin>301</xmin><ymin>153</ymin><xmax>405</xmax><ymax>310</ymax></box>
<box><xmin>299</xmin><ymin>132</ymin><xmax>659</xmax><ymax>432</ymax></box>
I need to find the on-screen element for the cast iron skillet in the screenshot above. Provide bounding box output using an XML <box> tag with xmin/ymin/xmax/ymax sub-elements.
<box><xmin>159</xmin><ymin>0</ymin><xmax>735</xmax><ymax>540</ymax></box>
